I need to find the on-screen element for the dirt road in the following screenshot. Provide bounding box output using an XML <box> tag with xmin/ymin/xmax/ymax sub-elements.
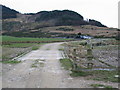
<box><xmin>2</xmin><ymin>43</ymin><xmax>118</xmax><ymax>88</ymax></box>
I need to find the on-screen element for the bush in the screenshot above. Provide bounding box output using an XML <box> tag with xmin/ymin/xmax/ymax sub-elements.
<box><xmin>56</xmin><ymin>27</ymin><xmax>74</xmax><ymax>31</ymax></box>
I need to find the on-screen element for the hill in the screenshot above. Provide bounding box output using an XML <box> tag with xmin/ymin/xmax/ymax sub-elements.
<box><xmin>0</xmin><ymin>5</ymin><xmax>19</xmax><ymax>19</ymax></box>
<box><xmin>28</xmin><ymin>10</ymin><xmax>106</xmax><ymax>27</ymax></box>
<box><xmin>1</xmin><ymin>5</ymin><xmax>106</xmax><ymax>27</ymax></box>
<box><xmin>28</xmin><ymin>10</ymin><xmax>87</xmax><ymax>26</ymax></box>
<box><xmin>1</xmin><ymin>5</ymin><xmax>118</xmax><ymax>38</ymax></box>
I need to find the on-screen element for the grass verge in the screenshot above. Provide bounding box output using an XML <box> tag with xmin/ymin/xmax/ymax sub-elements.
<box><xmin>0</xmin><ymin>60</ymin><xmax>21</xmax><ymax>64</ymax></box>
<box><xmin>60</xmin><ymin>58</ymin><xmax>73</xmax><ymax>70</ymax></box>
<box><xmin>90</xmin><ymin>84</ymin><xmax>113</xmax><ymax>88</ymax></box>
<box><xmin>70</xmin><ymin>70</ymin><xmax>90</xmax><ymax>77</ymax></box>
<box><xmin>71</xmin><ymin>70</ymin><xmax>119</xmax><ymax>82</ymax></box>
<box><xmin>89</xmin><ymin>70</ymin><xmax>119</xmax><ymax>82</ymax></box>
<box><xmin>32</xmin><ymin>46</ymin><xmax>39</xmax><ymax>50</ymax></box>
<box><xmin>60</xmin><ymin>58</ymin><xmax>91</xmax><ymax>77</ymax></box>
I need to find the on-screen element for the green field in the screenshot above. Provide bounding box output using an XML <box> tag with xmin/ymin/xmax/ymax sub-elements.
<box><xmin>1</xmin><ymin>36</ymin><xmax>72</xmax><ymax>42</ymax></box>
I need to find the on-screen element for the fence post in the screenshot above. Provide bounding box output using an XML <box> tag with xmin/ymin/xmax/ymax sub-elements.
<box><xmin>87</xmin><ymin>39</ymin><xmax>94</xmax><ymax>68</ymax></box>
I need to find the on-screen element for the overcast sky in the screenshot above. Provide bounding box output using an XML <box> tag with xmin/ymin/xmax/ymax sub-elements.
<box><xmin>1</xmin><ymin>0</ymin><xmax>119</xmax><ymax>28</ymax></box>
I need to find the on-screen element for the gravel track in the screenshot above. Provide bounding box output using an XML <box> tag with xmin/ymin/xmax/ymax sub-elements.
<box><xmin>1</xmin><ymin>43</ymin><xmax>119</xmax><ymax>88</ymax></box>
